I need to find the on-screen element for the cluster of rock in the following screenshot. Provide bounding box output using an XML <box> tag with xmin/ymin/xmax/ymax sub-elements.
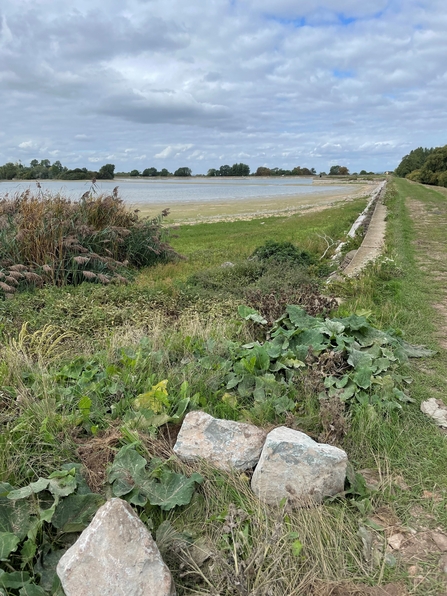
<box><xmin>56</xmin><ymin>412</ymin><xmax>348</xmax><ymax>595</ymax></box>
<box><xmin>173</xmin><ymin>411</ymin><xmax>348</xmax><ymax>506</ymax></box>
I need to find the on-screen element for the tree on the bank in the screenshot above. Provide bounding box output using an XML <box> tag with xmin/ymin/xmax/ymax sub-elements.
<box><xmin>329</xmin><ymin>165</ymin><xmax>349</xmax><ymax>175</ymax></box>
<box><xmin>231</xmin><ymin>162</ymin><xmax>250</xmax><ymax>176</ymax></box>
<box><xmin>255</xmin><ymin>166</ymin><xmax>271</xmax><ymax>176</ymax></box>
<box><xmin>395</xmin><ymin>147</ymin><xmax>434</xmax><ymax>178</ymax></box>
<box><xmin>130</xmin><ymin>170</ymin><xmax>140</xmax><ymax>177</ymax></box>
<box><xmin>97</xmin><ymin>164</ymin><xmax>115</xmax><ymax>179</ymax></box>
<box><xmin>174</xmin><ymin>167</ymin><xmax>192</xmax><ymax>177</ymax></box>
<box><xmin>207</xmin><ymin>168</ymin><xmax>219</xmax><ymax>177</ymax></box>
<box><xmin>142</xmin><ymin>167</ymin><xmax>159</xmax><ymax>177</ymax></box>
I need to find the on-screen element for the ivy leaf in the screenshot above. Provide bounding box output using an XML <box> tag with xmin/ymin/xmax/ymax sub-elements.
<box><xmin>141</xmin><ymin>469</ymin><xmax>203</xmax><ymax>511</ymax></box>
<box><xmin>0</xmin><ymin>532</ymin><xmax>20</xmax><ymax>560</ymax></box>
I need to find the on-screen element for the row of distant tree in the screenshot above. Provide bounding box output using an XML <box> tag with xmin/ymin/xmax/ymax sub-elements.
<box><xmin>395</xmin><ymin>145</ymin><xmax>447</xmax><ymax>187</ymax></box>
<box><xmin>0</xmin><ymin>160</ymin><xmax>116</xmax><ymax>181</ymax></box>
<box><xmin>0</xmin><ymin>159</ymin><xmax>375</xmax><ymax>182</ymax></box>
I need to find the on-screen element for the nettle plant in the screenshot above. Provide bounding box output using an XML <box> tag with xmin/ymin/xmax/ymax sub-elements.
<box><xmin>225</xmin><ymin>305</ymin><xmax>434</xmax><ymax>413</ymax></box>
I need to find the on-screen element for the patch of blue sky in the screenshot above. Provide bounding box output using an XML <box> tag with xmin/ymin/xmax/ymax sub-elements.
<box><xmin>332</xmin><ymin>70</ymin><xmax>355</xmax><ymax>79</ymax></box>
<box><xmin>337</xmin><ymin>15</ymin><xmax>357</xmax><ymax>25</ymax></box>
<box><xmin>264</xmin><ymin>15</ymin><xmax>307</xmax><ymax>27</ymax></box>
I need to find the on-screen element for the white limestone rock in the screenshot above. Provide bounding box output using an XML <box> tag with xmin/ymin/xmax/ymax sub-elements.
<box><xmin>173</xmin><ymin>411</ymin><xmax>266</xmax><ymax>471</ymax></box>
<box><xmin>251</xmin><ymin>426</ymin><xmax>348</xmax><ymax>507</ymax></box>
<box><xmin>57</xmin><ymin>498</ymin><xmax>175</xmax><ymax>596</ymax></box>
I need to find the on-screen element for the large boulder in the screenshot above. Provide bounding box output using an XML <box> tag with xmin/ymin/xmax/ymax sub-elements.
<box><xmin>251</xmin><ymin>427</ymin><xmax>348</xmax><ymax>506</ymax></box>
<box><xmin>57</xmin><ymin>498</ymin><xmax>175</xmax><ymax>596</ymax></box>
<box><xmin>173</xmin><ymin>411</ymin><xmax>266</xmax><ymax>471</ymax></box>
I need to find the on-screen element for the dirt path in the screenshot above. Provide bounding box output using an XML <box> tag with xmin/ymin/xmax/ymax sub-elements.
<box><xmin>343</xmin><ymin>183</ymin><xmax>388</xmax><ymax>276</ymax></box>
<box><xmin>407</xmin><ymin>196</ymin><xmax>447</xmax><ymax>349</ymax></box>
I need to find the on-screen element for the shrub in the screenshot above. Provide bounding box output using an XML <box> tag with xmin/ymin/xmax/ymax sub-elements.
<box><xmin>0</xmin><ymin>188</ymin><xmax>179</xmax><ymax>297</ymax></box>
<box><xmin>251</xmin><ymin>240</ymin><xmax>315</xmax><ymax>265</ymax></box>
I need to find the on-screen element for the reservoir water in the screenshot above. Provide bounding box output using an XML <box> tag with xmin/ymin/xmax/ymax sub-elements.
<box><xmin>0</xmin><ymin>177</ymin><xmax>347</xmax><ymax>206</ymax></box>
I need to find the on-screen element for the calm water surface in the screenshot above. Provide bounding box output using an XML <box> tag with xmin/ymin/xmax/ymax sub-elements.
<box><xmin>0</xmin><ymin>177</ymin><xmax>346</xmax><ymax>205</ymax></box>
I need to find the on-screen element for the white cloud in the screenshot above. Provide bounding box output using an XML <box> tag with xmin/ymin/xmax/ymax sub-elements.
<box><xmin>0</xmin><ymin>0</ymin><xmax>446</xmax><ymax>173</ymax></box>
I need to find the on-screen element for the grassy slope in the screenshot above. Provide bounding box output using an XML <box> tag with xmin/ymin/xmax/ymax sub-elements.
<box><xmin>334</xmin><ymin>178</ymin><xmax>447</xmax><ymax>594</ymax></box>
<box><xmin>2</xmin><ymin>184</ymin><xmax>447</xmax><ymax>594</ymax></box>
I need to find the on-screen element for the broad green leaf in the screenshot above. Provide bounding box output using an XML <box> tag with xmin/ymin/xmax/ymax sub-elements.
<box><xmin>33</xmin><ymin>549</ymin><xmax>65</xmax><ymax>593</ymax></box>
<box><xmin>172</xmin><ymin>397</ymin><xmax>190</xmax><ymax>420</ymax></box>
<box><xmin>0</xmin><ymin>499</ymin><xmax>32</xmax><ymax>539</ymax></box>
<box><xmin>317</xmin><ymin>319</ymin><xmax>345</xmax><ymax>337</ymax></box>
<box><xmin>226</xmin><ymin>375</ymin><xmax>242</xmax><ymax>390</ymax></box>
<box><xmin>253</xmin><ymin>345</ymin><xmax>270</xmax><ymax>372</ymax></box>
<box><xmin>48</xmin><ymin>473</ymin><xmax>77</xmax><ymax>498</ymax></box>
<box><xmin>347</xmin><ymin>348</ymin><xmax>373</xmax><ymax>369</ymax></box>
<box><xmin>19</xmin><ymin>585</ymin><xmax>46</xmax><ymax>596</ymax></box>
<box><xmin>237</xmin><ymin>305</ymin><xmax>267</xmax><ymax>325</ymax></box>
<box><xmin>108</xmin><ymin>443</ymin><xmax>147</xmax><ymax>496</ymax></box>
<box><xmin>0</xmin><ymin>532</ymin><xmax>20</xmax><ymax>560</ymax></box>
<box><xmin>339</xmin><ymin>383</ymin><xmax>357</xmax><ymax>401</ymax></box>
<box><xmin>52</xmin><ymin>493</ymin><xmax>105</xmax><ymax>532</ymax></box>
<box><xmin>381</xmin><ymin>348</ymin><xmax>397</xmax><ymax>361</ymax></box>
<box><xmin>20</xmin><ymin>539</ymin><xmax>37</xmax><ymax>567</ymax></box>
<box><xmin>7</xmin><ymin>478</ymin><xmax>49</xmax><ymax>501</ymax></box>
<box><xmin>335</xmin><ymin>375</ymin><xmax>349</xmax><ymax>389</ymax></box>
<box><xmin>0</xmin><ymin>484</ymin><xmax>13</xmax><ymax>498</ymax></box>
<box><xmin>337</xmin><ymin>314</ymin><xmax>369</xmax><ymax>331</ymax></box>
<box><xmin>134</xmin><ymin>380</ymin><xmax>170</xmax><ymax>412</ymax></box>
<box><xmin>141</xmin><ymin>470</ymin><xmax>203</xmax><ymax>511</ymax></box>
<box><xmin>264</xmin><ymin>338</ymin><xmax>283</xmax><ymax>359</ymax></box>
<box><xmin>353</xmin><ymin>367</ymin><xmax>373</xmax><ymax>390</ymax></box>
<box><xmin>401</xmin><ymin>341</ymin><xmax>436</xmax><ymax>358</ymax></box>
<box><xmin>285</xmin><ymin>306</ymin><xmax>316</xmax><ymax>329</ymax></box>
<box><xmin>295</xmin><ymin>328</ymin><xmax>327</xmax><ymax>349</ymax></box>
<box><xmin>374</xmin><ymin>358</ymin><xmax>391</xmax><ymax>373</ymax></box>
<box><xmin>0</xmin><ymin>571</ymin><xmax>31</xmax><ymax>589</ymax></box>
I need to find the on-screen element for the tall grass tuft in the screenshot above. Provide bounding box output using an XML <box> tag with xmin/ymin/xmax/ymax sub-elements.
<box><xmin>0</xmin><ymin>187</ymin><xmax>179</xmax><ymax>296</ymax></box>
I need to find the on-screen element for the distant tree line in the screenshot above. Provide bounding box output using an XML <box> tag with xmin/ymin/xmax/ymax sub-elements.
<box><xmin>395</xmin><ymin>145</ymin><xmax>447</xmax><ymax>187</ymax></box>
<box><xmin>0</xmin><ymin>160</ymin><xmax>116</xmax><ymax>181</ymax></box>
<box><xmin>207</xmin><ymin>163</ymin><xmax>251</xmax><ymax>176</ymax></box>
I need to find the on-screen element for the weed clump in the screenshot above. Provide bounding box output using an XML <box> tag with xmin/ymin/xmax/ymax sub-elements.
<box><xmin>0</xmin><ymin>187</ymin><xmax>179</xmax><ymax>297</ymax></box>
<box><xmin>251</xmin><ymin>239</ymin><xmax>315</xmax><ymax>265</ymax></box>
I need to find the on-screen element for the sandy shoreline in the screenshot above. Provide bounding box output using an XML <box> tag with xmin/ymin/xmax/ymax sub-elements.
<box><xmin>135</xmin><ymin>183</ymin><xmax>376</xmax><ymax>224</ymax></box>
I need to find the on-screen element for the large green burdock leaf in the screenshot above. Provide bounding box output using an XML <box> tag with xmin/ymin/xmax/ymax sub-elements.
<box><xmin>52</xmin><ymin>493</ymin><xmax>105</xmax><ymax>532</ymax></box>
<box><xmin>0</xmin><ymin>499</ymin><xmax>32</xmax><ymax>540</ymax></box>
<box><xmin>353</xmin><ymin>366</ymin><xmax>374</xmax><ymax>390</ymax></box>
<box><xmin>141</xmin><ymin>469</ymin><xmax>203</xmax><ymax>511</ymax></box>
<box><xmin>285</xmin><ymin>306</ymin><xmax>316</xmax><ymax>329</ymax></box>
<box><xmin>7</xmin><ymin>479</ymin><xmax>49</xmax><ymax>501</ymax></box>
<box><xmin>108</xmin><ymin>443</ymin><xmax>147</xmax><ymax>496</ymax></box>
<box><xmin>0</xmin><ymin>532</ymin><xmax>20</xmax><ymax>560</ymax></box>
<box><xmin>18</xmin><ymin>584</ymin><xmax>46</xmax><ymax>596</ymax></box>
<box><xmin>237</xmin><ymin>305</ymin><xmax>267</xmax><ymax>325</ymax></box>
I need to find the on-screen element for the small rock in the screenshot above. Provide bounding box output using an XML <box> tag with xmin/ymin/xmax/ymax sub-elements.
<box><xmin>173</xmin><ymin>411</ymin><xmax>266</xmax><ymax>471</ymax></box>
<box><xmin>439</xmin><ymin>554</ymin><xmax>447</xmax><ymax>574</ymax></box>
<box><xmin>388</xmin><ymin>533</ymin><xmax>405</xmax><ymax>550</ymax></box>
<box><xmin>251</xmin><ymin>427</ymin><xmax>348</xmax><ymax>506</ymax></box>
<box><xmin>57</xmin><ymin>498</ymin><xmax>175</xmax><ymax>596</ymax></box>
<box><xmin>221</xmin><ymin>261</ymin><xmax>235</xmax><ymax>268</ymax></box>
<box><xmin>431</xmin><ymin>531</ymin><xmax>447</xmax><ymax>552</ymax></box>
<box><xmin>420</xmin><ymin>398</ymin><xmax>447</xmax><ymax>428</ymax></box>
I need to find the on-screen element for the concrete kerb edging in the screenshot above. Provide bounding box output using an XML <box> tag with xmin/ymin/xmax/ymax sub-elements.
<box><xmin>330</xmin><ymin>180</ymin><xmax>388</xmax><ymax>278</ymax></box>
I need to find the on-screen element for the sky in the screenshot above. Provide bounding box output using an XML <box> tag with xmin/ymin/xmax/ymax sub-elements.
<box><xmin>0</xmin><ymin>0</ymin><xmax>446</xmax><ymax>175</ymax></box>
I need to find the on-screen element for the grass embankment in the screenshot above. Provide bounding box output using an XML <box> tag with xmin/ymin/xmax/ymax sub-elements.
<box><xmin>1</xmin><ymin>183</ymin><xmax>447</xmax><ymax>595</ymax></box>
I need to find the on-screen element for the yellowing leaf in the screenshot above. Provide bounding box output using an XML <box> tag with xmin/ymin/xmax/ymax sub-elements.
<box><xmin>134</xmin><ymin>380</ymin><xmax>170</xmax><ymax>412</ymax></box>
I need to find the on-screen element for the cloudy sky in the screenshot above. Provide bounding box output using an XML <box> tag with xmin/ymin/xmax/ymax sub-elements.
<box><xmin>0</xmin><ymin>0</ymin><xmax>446</xmax><ymax>174</ymax></box>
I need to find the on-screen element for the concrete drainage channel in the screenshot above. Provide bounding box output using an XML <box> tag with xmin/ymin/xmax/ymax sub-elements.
<box><xmin>332</xmin><ymin>180</ymin><xmax>388</xmax><ymax>278</ymax></box>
